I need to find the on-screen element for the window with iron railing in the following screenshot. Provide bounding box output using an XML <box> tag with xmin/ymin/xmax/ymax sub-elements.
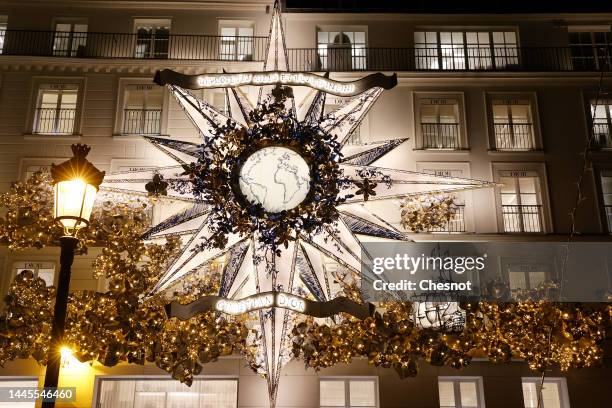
<box><xmin>491</xmin><ymin>98</ymin><xmax>536</xmax><ymax>150</ymax></box>
<box><xmin>522</xmin><ymin>377</ymin><xmax>570</xmax><ymax>408</ymax></box>
<box><xmin>33</xmin><ymin>85</ymin><xmax>77</xmax><ymax>135</ymax></box>
<box><xmin>134</xmin><ymin>19</ymin><xmax>170</xmax><ymax>59</ymax></box>
<box><xmin>591</xmin><ymin>100</ymin><xmax>612</xmax><ymax>149</ymax></box>
<box><xmin>219</xmin><ymin>22</ymin><xmax>255</xmax><ymax>61</ymax></box>
<box><xmin>415</xmin><ymin>30</ymin><xmax>518</xmax><ymax>70</ymax></box>
<box><xmin>500</xmin><ymin>175</ymin><xmax>543</xmax><ymax>233</ymax></box>
<box><xmin>417</xmin><ymin>96</ymin><xmax>464</xmax><ymax>149</ymax></box>
<box><xmin>569</xmin><ymin>28</ymin><xmax>612</xmax><ymax>71</ymax></box>
<box><xmin>317</xmin><ymin>29</ymin><xmax>367</xmax><ymax>71</ymax></box>
<box><xmin>600</xmin><ymin>171</ymin><xmax>612</xmax><ymax>233</ymax></box>
<box><xmin>427</xmin><ymin>204</ymin><xmax>466</xmax><ymax>233</ymax></box>
<box><xmin>122</xmin><ymin>84</ymin><xmax>163</xmax><ymax>135</ymax></box>
<box><xmin>53</xmin><ymin>21</ymin><xmax>88</xmax><ymax>57</ymax></box>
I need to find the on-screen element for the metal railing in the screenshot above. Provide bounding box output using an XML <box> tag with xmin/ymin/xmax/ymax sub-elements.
<box><xmin>592</xmin><ymin>122</ymin><xmax>612</xmax><ymax>149</ymax></box>
<box><xmin>493</xmin><ymin>123</ymin><xmax>535</xmax><ymax>150</ymax></box>
<box><xmin>0</xmin><ymin>31</ymin><xmax>610</xmax><ymax>72</ymax></box>
<box><xmin>33</xmin><ymin>108</ymin><xmax>75</xmax><ymax>134</ymax></box>
<box><xmin>502</xmin><ymin>204</ymin><xmax>543</xmax><ymax>233</ymax></box>
<box><xmin>428</xmin><ymin>204</ymin><xmax>466</xmax><ymax>233</ymax></box>
<box><xmin>122</xmin><ymin>109</ymin><xmax>162</xmax><ymax>135</ymax></box>
<box><xmin>0</xmin><ymin>30</ymin><xmax>267</xmax><ymax>61</ymax></box>
<box><xmin>421</xmin><ymin>123</ymin><xmax>461</xmax><ymax>149</ymax></box>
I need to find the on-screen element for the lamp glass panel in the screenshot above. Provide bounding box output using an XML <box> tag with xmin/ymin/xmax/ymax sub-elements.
<box><xmin>54</xmin><ymin>179</ymin><xmax>97</xmax><ymax>230</ymax></box>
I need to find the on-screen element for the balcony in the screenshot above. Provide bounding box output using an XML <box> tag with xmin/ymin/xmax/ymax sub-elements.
<box><xmin>122</xmin><ymin>109</ymin><xmax>162</xmax><ymax>135</ymax></box>
<box><xmin>421</xmin><ymin>123</ymin><xmax>461</xmax><ymax>149</ymax></box>
<box><xmin>0</xmin><ymin>30</ymin><xmax>610</xmax><ymax>72</ymax></box>
<box><xmin>493</xmin><ymin>123</ymin><xmax>535</xmax><ymax>150</ymax></box>
<box><xmin>592</xmin><ymin>123</ymin><xmax>612</xmax><ymax>149</ymax></box>
<box><xmin>502</xmin><ymin>204</ymin><xmax>543</xmax><ymax>233</ymax></box>
<box><xmin>428</xmin><ymin>204</ymin><xmax>466</xmax><ymax>233</ymax></box>
<box><xmin>33</xmin><ymin>108</ymin><xmax>76</xmax><ymax>135</ymax></box>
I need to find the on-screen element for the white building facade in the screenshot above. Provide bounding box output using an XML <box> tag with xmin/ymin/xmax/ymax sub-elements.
<box><xmin>0</xmin><ymin>0</ymin><xmax>610</xmax><ymax>407</ymax></box>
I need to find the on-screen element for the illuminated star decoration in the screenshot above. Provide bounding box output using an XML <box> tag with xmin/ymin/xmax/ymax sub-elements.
<box><xmin>101</xmin><ymin>3</ymin><xmax>495</xmax><ymax>407</ymax></box>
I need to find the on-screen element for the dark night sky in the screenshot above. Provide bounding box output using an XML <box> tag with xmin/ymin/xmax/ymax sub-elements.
<box><xmin>282</xmin><ymin>0</ymin><xmax>612</xmax><ymax>13</ymax></box>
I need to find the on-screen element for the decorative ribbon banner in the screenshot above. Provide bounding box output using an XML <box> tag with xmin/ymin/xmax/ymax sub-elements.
<box><xmin>154</xmin><ymin>69</ymin><xmax>397</xmax><ymax>97</ymax></box>
<box><xmin>165</xmin><ymin>291</ymin><xmax>376</xmax><ymax>320</ymax></box>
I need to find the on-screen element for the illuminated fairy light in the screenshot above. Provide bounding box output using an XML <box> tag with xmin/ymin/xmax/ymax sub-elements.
<box><xmin>216</xmin><ymin>292</ymin><xmax>307</xmax><ymax>315</ymax></box>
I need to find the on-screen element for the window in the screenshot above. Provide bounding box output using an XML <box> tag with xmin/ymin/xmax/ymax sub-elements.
<box><xmin>211</xmin><ymin>91</ymin><xmax>229</xmax><ymax>116</ymax></box>
<box><xmin>522</xmin><ymin>378</ymin><xmax>569</xmax><ymax>408</ymax></box>
<box><xmin>488</xmin><ymin>95</ymin><xmax>538</xmax><ymax>150</ymax></box>
<box><xmin>568</xmin><ymin>27</ymin><xmax>612</xmax><ymax>71</ymax></box>
<box><xmin>0</xmin><ymin>16</ymin><xmax>7</xmax><ymax>54</ymax></box>
<box><xmin>33</xmin><ymin>84</ymin><xmax>78</xmax><ymax>135</ymax></box>
<box><xmin>96</xmin><ymin>377</ymin><xmax>238</xmax><ymax>408</ymax></box>
<box><xmin>317</xmin><ymin>28</ymin><xmax>367</xmax><ymax>70</ymax></box>
<box><xmin>13</xmin><ymin>261</ymin><xmax>56</xmax><ymax>286</ymax></box>
<box><xmin>498</xmin><ymin>171</ymin><xmax>544</xmax><ymax>233</ymax></box>
<box><xmin>134</xmin><ymin>19</ymin><xmax>170</xmax><ymax>59</ymax></box>
<box><xmin>219</xmin><ymin>20</ymin><xmax>254</xmax><ymax>61</ymax></box>
<box><xmin>415</xmin><ymin>30</ymin><xmax>518</xmax><ymax>70</ymax></box>
<box><xmin>122</xmin><ymin>84</ymin><xmax>163</xmax><ymax>135</ymax></box>
<box><xmin>590</xmin><ymin>99</ymin><xmax>612</xmax><ymax>148</ymax></box>
<box><xmin>23</xmin><ymin>164</ymin><xmax>52</xmax><ymax>180</ymax></box>
<box><xmin>600</xmin><ymin>170</ymin><xmax>612</xmax><ymax>232</ymax></box>
<box><xmin>418</xmin><ymin>168</ymin><xmax>467</xmax><ymax>232</ymax></box>
<box><xmin>53</xmin><ymin>21</ymin><xmax>88</xmax><ymax>57</ymax></box>
<box><xmin>503</xmin><ymin>259</ymin><xmax>554</xmax><ymax>294</ymax></box>
<box><xmin>320</xmin><ymin>377</ymin><xmax>378</xmax><ymax>408</ymax></box>
<box><xmin>438</xmin><ymin>377</ymin><xmax>485</xmax><ymax>408</ymax></box>
<box><xmin>414</xmin><ymin>94</ymin><xmax>466</xmax><ymax>149</ymax></box>
<box><xmin>0</xmin><ymin>377</ymin><xmax>38</xmax><ymax>408</ymax></box>
<box><xmin>325</xmin><ymin>98</ymin><xmax>368</xmax><ymax>145</ymax></box>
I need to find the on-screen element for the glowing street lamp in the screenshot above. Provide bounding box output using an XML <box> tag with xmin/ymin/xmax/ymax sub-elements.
<box><xmin>42</xmin><ymin>144</ymin><xmax>104</xmax><ymax>408</ymax></box>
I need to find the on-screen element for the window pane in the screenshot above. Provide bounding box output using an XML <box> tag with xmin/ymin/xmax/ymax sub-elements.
<box><xmin>349</xmin><ymin>380</ymin><xmax>376</xmax><ymax>407</ymax></box>
<box><xmin>529</xmin><ymin>271</ymin><xmax>546</xmax><ymax>289</ymax></box>
<box><xmin>541</xmin><ymin>382</ymin><xmax>562</xmax><ymax>408</ymax></box>
<box><xmin>511</xmin><ymin>104</ymin><xmax>532</xmax><ymax>123</ymax></box>
<box><xmin>320</xmin><ymin>380</ymin><xmax>345</xmax><ymax>407</ymax></box>
<box><xmin>522</xmin><ymin>382</ymin><xmax>538</xmax><ymax>408</ymax></box>
<box><xmin>509</xmin><ymin>271</ymin><xmax>528</xmax><ymax>290</ymax></box>
<box><xmin>459</xmin><ymin>381</ymin><xmax>478</xmax><ymax>407</ymax></box>
<box><xmin>438</xmin><ymin>381</ymin><xmax>455</xmax><ymax>407</ymax></box>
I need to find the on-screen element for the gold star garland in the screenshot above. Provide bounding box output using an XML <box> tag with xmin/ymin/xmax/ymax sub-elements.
<box><xmin>400</xmin><ymin>194</ymin><xmax>458</xmax><ymax>232</ymax></box>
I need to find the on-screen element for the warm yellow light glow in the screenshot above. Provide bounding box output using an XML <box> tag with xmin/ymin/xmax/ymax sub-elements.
<box><xmin>53</xmin><ymin>178</ymin><xmax>97</xmax><ymax>235</ymax></box>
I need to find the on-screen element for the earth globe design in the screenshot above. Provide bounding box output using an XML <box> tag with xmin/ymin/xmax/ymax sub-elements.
<box><xmin>238</xmin><ymin>146</ymin><xmax>311</xmax><ymax>213</ymax></box>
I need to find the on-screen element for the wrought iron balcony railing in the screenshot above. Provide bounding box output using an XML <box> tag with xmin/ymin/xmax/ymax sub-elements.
<box><xmin>493</xmin><ymin>123</ymin><xmax>535</xmax><ymax>150</ymax></box>
<box><xmin>421</xmin><ymin>123</ymin><xmax>461</xmax><ymax>149</ymax></box>
<box><xmin>33</xmin><ymin>107</ymin><xmax>76</xmax><ymax>135</ymax></box>
<box><xmin>0</xmin><ymin>30</ymin><xmax>610</xmax><ymax>72</ymax></box>
<box><xmin>502</xmin><ymin>204</ymin><xmax>543</xmax><ymax>233</ymax></box>
<box><xmin>592</xmin><ymin>123</ymin><xmax>612</xmax><ymax>149</ymax></box>
<box><xmin>122</xmin><ymin>109</ymin><xmax>162</xmax><ymax>135</ymax></box>
<box><xmin>428</xmin><ymin>204</ymin><xmax>466</xmax><ymax>233</ymax></box>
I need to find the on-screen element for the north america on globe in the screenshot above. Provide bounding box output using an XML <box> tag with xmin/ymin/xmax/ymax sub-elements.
<box><xmin>238</xmin><ymin>146</ymin><xmax>311</xmax><ymax>213</ymax></box>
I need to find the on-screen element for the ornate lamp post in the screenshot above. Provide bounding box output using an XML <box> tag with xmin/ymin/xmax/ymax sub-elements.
<box><xmin>42</xmin><ymin>144</ymin><xmax>104</xmax><ymax>408</ymax></box>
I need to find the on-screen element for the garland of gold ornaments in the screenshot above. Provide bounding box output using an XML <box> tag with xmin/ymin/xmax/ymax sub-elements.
<box><xmin>0</xmin><ymin>172</ymin><xmax>610</xmax><ymax>385</ymax></box>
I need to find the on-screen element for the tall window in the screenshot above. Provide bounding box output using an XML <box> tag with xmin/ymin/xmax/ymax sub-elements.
<box><xmin>53</xmin><ymin>21</ymin><xmax>88</xmax><ymax>57</ymax></box>
<box><xmin>415</xmin><ymin>30</ymin><xmax>518</xmax><ymax>70</ymax></box>
<box><xmin>122</xmin><ymin>84</ymin><xmax>163</xmax><ymax>135</ymax></box>
<box><xmin>522</xmin><ymin>378</ymin><xmax>570</xmax><ymax>408</ymax></box>
<box><xmin>591</xmin><ymin>100</ymin><xmax>612</xmax><ymax>148</ymax></box>
<box><xmin>569</xmin><ymin>28</ymin><xmax>612</xmax><ymax>71</ymax></box>
<box><xmin>317</xmin><ymin>29</ymin><xmax>367</xmax><ymax>71</ymax></box>
<box><xmin>600</xmin><ymin>171</ymin><xmax>612</xmax><ymax>232</ymax></box>
<box><xmin>0</xmin><ymin>15</ymin><xmax>7</xmax><ymax>54</ymax></box>
<box><xmin>419</xmin><ymin>168</ymin><xmax>467</xmax><ymax>232</ymax></box>
<box><xmin>319</xmin><ymin>377</ymin><xmax>378</xmax><ymax>408</ymax></box>
<box><xmin>499</xmin><ymin>171</ymin><xmax>544</xmax><ymax>233</ymax></box>
<box><xmin>33</xmin><ymin>84</ymin><xmax>78</xmax><ymax>135</ymax></box>
<box><xmin>325</xmin><ymin>99</ymin><xmax>365</xmax><ymax>145</ymax></box>
<box><xmin>134</xmin><ymin>19</ymin><xmax>170</xmax><ymax>59</ymax></box>
<box><xmin>96</xmin><ymin>378</ymin><xmax>238</xmax><ymax>408</ymax></box>
<box><xmin>14</xmin><ymin>261</ymin><xmax>56</xmax><ymax>286</ymax></box>
<box><xmin>219</xmin><ymin>21</ymin><xmax>254</xmax><ymax>61</ymax></box>
<box><xmin>438</xmin><ymin>377</ymin><xmax>484</xmax><ymax>408</ymax></box>
<box><xmin>418</xmin><ymin>97</ymin><xmax>461</xmax><ymax>150</ymax></box>
<box><xmin>504</xmin><ymin>260</ymin><xmax>553</xmax><ymax>294</ymax></box>
<box><xmin>490</xmin><ymin>96</ymin><xmax>536</xmax><ymax>150</ymax></box>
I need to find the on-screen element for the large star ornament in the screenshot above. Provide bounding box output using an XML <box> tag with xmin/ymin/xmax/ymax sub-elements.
<box><xmin>100</xmin><ymin>3</ymin><xmax>495</xmax><ymax>407</ymax></box>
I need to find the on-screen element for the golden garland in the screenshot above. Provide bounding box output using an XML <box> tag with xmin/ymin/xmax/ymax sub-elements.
<box><xmin>400</xmin><ymin>194</ymin><xmax>458</xmax><ymax>232</ymax></box>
